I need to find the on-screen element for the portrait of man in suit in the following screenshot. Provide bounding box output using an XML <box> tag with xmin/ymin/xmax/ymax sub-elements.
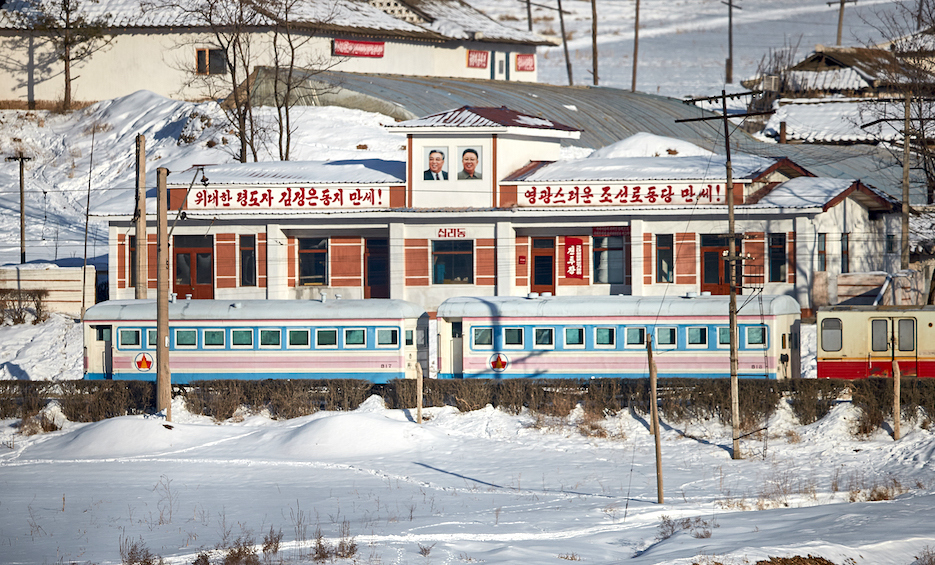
<box><xmin>458</xmin><ymin>147</ymin><xmax>482</xmax><ymax>180</ymax></box>
<box><xmin>424</xmin><ymin>149</ymin><xmax>448</xmax><ymax>180</ymax></box>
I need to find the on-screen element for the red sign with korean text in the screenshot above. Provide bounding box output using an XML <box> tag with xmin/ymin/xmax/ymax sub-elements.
<box><xmin>515</xmin><ymin>53</ymin><xmax>535</xmax><ymax>72</ymax></box>
<box><xmin>188</xmin><ymin>187</ymin><xmax>385</xmax><ymax>210</ymax></box>
<box><xmin>467</xmin><ymin>50</ymin><xmax>489</xmax><ymax>69</ymax></box>
<box><xmin>593</xmin><ymin>226</ymin><xmax>631</xmax><ymax>237</ymax></box>
<box><xmin>564</xmin><ymin>237</ymin><xmax>584</xmax><ymax>279</ymax></box>
<box><xmin>520</xmin><ymin>182</ymin><xmax>725</xmax><ymax>207</ymax></box>
<box><xmin>333</xmin><ymin>39</ymin><xmax>385</xmax><ymax>58</ymax></box>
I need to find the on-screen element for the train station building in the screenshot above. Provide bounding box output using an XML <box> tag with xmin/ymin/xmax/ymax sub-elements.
<box><xmin>105</xmin><ymin>105</ymin><xmax>901</xmax><ymax>319</ymax></box>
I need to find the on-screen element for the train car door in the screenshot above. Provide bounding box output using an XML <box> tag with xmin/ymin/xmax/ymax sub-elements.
<box><xmin>365</xmin><ymin>239</ymin><xmax>389</xmax><ymax>299</ymax></box>
<box><xmin>450</xmin><ymin>321</ymin><xmax>463</xmax><ymax>377</ymax></box>
<box><xmin>95</xmin><ymin>325</ymin><xmax>113</xmax><ymax>378</ymax></box>
<box><xmin>531</xmin><ymin>238</ymin><xmax>555</xmax><ymax>294</ymax></box>
<box><xmin>173</xmin><ymin>235</ymin><xmax>214</xmax><ymax>299</ymax></box>
<box><xmin>868</xmin><ymin>317</ymin><xmax>918</xmax><ymax>377</ymax></box>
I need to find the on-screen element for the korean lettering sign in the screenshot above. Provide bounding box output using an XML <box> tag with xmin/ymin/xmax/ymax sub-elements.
<box><xmin>189</xmin><ymin>187</ymin><xmax>385</xmax><ymax>210</ymax></box>
<box><xmin>565</xmin><ymin>237</ymin><xmax>583</xmax><ymax>279</ymax></box>
<box><xmin>520</xmin><ymin>182</ymin><xmax>726</xmax><ymax>207</ymax></box>
<box><xmin>333</xmin><ymin>39</ymin><xmax>385</xmax><ymax>58</ymax></box>
<box><xmin>467</xmin><ymin>50</ymin><xmax>489</xmax><ymax>69</ymax></box>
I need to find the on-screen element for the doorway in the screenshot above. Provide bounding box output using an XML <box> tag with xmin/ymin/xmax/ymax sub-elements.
<box><xmin>365</xmin><ymin>239</ymin><xmax>389</xmax><ymax>299</ymax></box>
<box><xmin>531</xmin><ymin>238</ymin><xmax>555</xmax><ymax>294</ymax></box>
<box><xmin>174</xmin><ymin>235</ymin><xmax>214</xmax><ymax>299</ymax></box>
<box><xmin>700</xmin><ymin>234</ymin><xmax>742</xmax><ymax>296</ymax></box>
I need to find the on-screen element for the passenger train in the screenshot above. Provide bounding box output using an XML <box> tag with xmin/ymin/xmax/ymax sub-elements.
<box><xmin>84</xmin><ymin>293</ymin><xmax>803</xmax><ymax>382</ymax></box>
<box><xmin>816</xmin><ymin>305</ymin><xmax>935</xmax><ymax>379</ymax></box>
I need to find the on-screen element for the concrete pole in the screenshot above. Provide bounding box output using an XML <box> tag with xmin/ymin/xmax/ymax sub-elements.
<box><xmin>591</xmin><ymin>0</ymin><xmax>598</xmax><ymax>85</ymax></box>
<box><xmin>156</xmin><ymin>167</ymin><xmax>171</xmax><ymax>421</ymax></box>
<box><xmin>722</xmin><ymin>91</ymin><xmax>741</xmax><ymax>459</ymax></box>
<box><xmin>902</xmin><ymin>91</ymin><xmax>911</xmax><ymax>271</ymax></box>
<box><xmin>135</xmin><ymin>134</ymin><xmax>148</xmax><ymax>299</ymax></box>
<box><xmin>19</xmin><ymin>154</ymin><xmax>26</xmax><ymax>264</ymax></box>
<box><xmin>557</xmin><ymin>0</ymin><xmax>573</xmax><ymax>85</ymax></box>
<box><xmin>647</xmin><ymin>336</ymin><xmax>663</xmax><ymax>504</ymax></box>
<box><xmin>632</xmin><ymin>0</ymin><xmax>640</xmax><ymax>92</ymax></box>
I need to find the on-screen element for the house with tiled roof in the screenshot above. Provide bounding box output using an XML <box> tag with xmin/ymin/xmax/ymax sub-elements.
<box><xmin>101</xmin><ymin>105</ymin><xmax>902</xmax><ymax>330</ymax></box>
<box><xmin>0</xmin><ymin>0</ymin><xmax>554</xmax><ymax>106</ymax></box>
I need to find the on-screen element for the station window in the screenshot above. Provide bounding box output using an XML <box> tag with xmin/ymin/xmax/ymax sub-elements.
<box><xmin>260</xmin><ymin>329</ymin><xmax>281</xmax><ymax>348</ymax></box>
<box><xmin>768</xmin><ymin>233</ymin><xmax>786</xmax><ymax>283</ymax></box>
<box><xmin>593</xmin><ymin>236</ymin><xmax>627</xmax><ymax>284</ymax></box>
<box><xmin>687</xmin><ymin>327</ymin><xmax>707</xmax><ymax>347</ymax></box>
<box><xmin>820</xmin><ymin>318</ymin><xmax>842</xmax><ymax>352</ymax></box>
<box><xmin>473</xmin><ymin>327</ymin><xmax>493</xmax><ymax>347</ymax></box>
<box><xmin>377</xmin><ymin>328</ymin><xmax>398</xmax><ymax>347</ymax></box>
<box><xmin>564</xmin><ymin>327</ymin><xmax>585</xmax><ymax>347</ymax></box>
<box><xmin>344</xmin><ymin>328</ymin><xmax>366</xmax><ymax>347</ymax></box>
<box><xmin>119</xmin><ymin>329</ymin><xmax>140</xmax><ymax>347</ymax></box>
<box><xmin>534</xmin><ymin>327</ymin><xmax>554</xmax><ymax>348</ymax></box>
<box><xmin>204</xmin><ymin>329</ymin><xmax>225</xmax><ymax>348</ymax></box>
<box><xmin>817</xmin><ymin>233</ymin><xmax>827</xmax><ymax>271</ymax></box>
<box><xmin>232</xmin><ymin>329</ymin><xmax>253</xmax><ymax>348</ymax></box>
<box><xmin>298</xmin><ymin>238</ymin><xmax>328</xmax><ymax>286</ymax></box>
<box><xmin>241</xmin><ymin>235</ymin><xmax>256</xmax><ymax>287</ymax></box>
<box><xmin>196</xmin><ymin>47</ymin><xmax>227</xmax><ymax>75</ymax></box>
<box><xmin>504</xmin><ymin>327</ymin><xmax>524</xmax><ymax>347</ymax></box>
<box><xmin>656</xmin><ymin>234</ymin><xmax>674</xmax><ymax>283</ymax></box>
<box><xmin>433</xmin><ymin>241</ymin><xmax>473</xmax><ymax>284</ymax></box>
<box><xmin>625</xmin><ymin>327</ymin><xmax>645</xmax><ymax>347</ymax></box>
<box><xmin>656</xmin><ymin>327</ymin><xmax>677</xmax><ymax>347</ymax></box>
<box><xmin>316</xmin><ymin>329</ymin><xmax>338</xmax><ymax>348</ymax></box>
<box><xmin>886</xmin><ymin>234</ymin><xmax>897</xmax><ymax>254</ymax></box>
<box><xmin>841</xmin><ymin>233</ymin><xmax>850</xmax><ymax>274</ymax></box>
<box><xmin>175</xmin><ymin>329</ymin><xmax>197</xmax><ymax>348</ymax></box>
<box><xmin>595</xmin><ymin>327</ymin><xmax>615</xmax><ymax>347</ymax></box>
<box><xmin>288</xmin><ymin>329</ymin><xmax>310</xmax><ymax>348</ymax></box>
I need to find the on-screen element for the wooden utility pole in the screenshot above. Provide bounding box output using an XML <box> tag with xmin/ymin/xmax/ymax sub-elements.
<box><xmin>827</xmin><ymin>0</ymin><xmax>857</xmax><ymax>46</ymax></box>
<box><xmin>901</xmin><ymin>91</ymin><xmax>911</xmax><ymax>271</ymax></box>
<box><xmin>632</xmin><ymin>0</ymin><xmax>640</xmax><ymax>92</ymax></box>
<box><xmin>6</xmin><ymin>152</ymin><xmax>31</xmax><ymax>264</ymax></box>
<box><xmin>892</xmin><ymin>359</ymin><xmax>901</xmax><ymax>440</ymax></box>
<box><xmin>526</xmin><ymin>0</ymin><xmax>533</xmax><ymax>31</ymax></box>
<box><xmin>591</xmin><ymin>0</ymin><xmax>598</xmax><ymax>85</ymax></box>
<box><xmin>135</xmin><ymin>134</ymin><xmax>148</xmax><ymax>299</ymax></box>
<box><xmin>156</xmin><ymin>167</ymin><xmax>171</xmax><ymax>422</ymax></box>
<box><xmin>723</xmin><ymin>0</ymin><xmax>741</xmax><ymax>83</ymax></box>
<box><xmin>647</xmin><ymin>336</ymin><xmax>663</xmax><ymax>504</ymax></box>
<box><xmin>557</xmin><ymin>0</ymin><xmax>573</xmax><ymax>85</ymax></box>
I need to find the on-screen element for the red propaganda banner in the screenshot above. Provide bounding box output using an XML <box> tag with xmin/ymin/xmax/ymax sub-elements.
<box><xmin>592</xmin><ymin>226</ymin><xmax>631</xmax><ymax>237</ymax></box>
<box><xmin>333</xmin><ymin>39</ymin><xmax>385</xmax><ymax>58</ymax></box>
<box><xmin>515</xmin><ymin>53</ymin><xmax>535</xmax><ymax>72</ymax></box>
<box><xmin>467</xmin><ymin>50</ymin><xmax>489</xmax><ymax>69</ymax></box>
<box><xmin>189</xmin><ymin>187</ymin><xmax>385</xmax><ymax>210</ymax></box>
<box><xmin>564</xmin><ymin>237</ymin><xmax>584</xmax><ymax>279</ymax></box>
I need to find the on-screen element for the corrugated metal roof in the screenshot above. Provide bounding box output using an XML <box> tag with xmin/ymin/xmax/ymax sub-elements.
<box><xmin>393</xmin><ymin>105</ymin><xmax>579</xmax><ymax>131</ymax></box>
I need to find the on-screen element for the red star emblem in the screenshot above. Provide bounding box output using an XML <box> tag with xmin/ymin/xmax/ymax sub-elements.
<box><xmin>135</xmin><ymin>353</ymin><xmax>153</xmax><ymax>371</ymax></box>
<box><xmin>489</xmin><ymin>353</ymin><xmax>509</xmax><ymax>371</ymax></box>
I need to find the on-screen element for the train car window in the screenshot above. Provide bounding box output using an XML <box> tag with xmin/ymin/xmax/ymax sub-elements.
<box><xmin>119</xmin><ymin>329</ymin><xmax>140</xmax><ymax>347</ymax></box>
<box><xmin>820</xmin><ymin>318</ymin><xmax>842</xmax><ymax>351</ymax></box>
<box><xmin>625</xmin><ymin>327</ymin><xmax>645</xmax><ymax>347</ymax></box>
<box><xmin>688</xmin><ymin>327</ymin><xmax>707</xmax><ymax>346</ymax></box>
<box><xmin>656</xmin><ymin>327</ymin><xmax>676</xmax><ymax>347</ymax></box>
<box><xmin>473</xmin><ymin>327</ymin><xmax>493</xmax><ymax>347</ymax></box>
<box><xmin>175</xmin><ymin>329</ymin><xmax>197</xmax><ymax>348</ymax></box>
<box><xmin>565</xmin><ymin>327</ymin><xmax>585</xmax><ymax>347</ymax></box>
<box><xmin>718</xmin><ymin>326</ymin><xmax>731</xmax><ymax>347</ymax></box>
<box><xmin>147</xmin><ymin>329</ymin><xmax>158</xmax><ymax>347</ymax></box>
<box><xmin>451</xmin><ymin>322</ymin><xmax>463</xmax><ymax>338</ymax></box>
<box><xmin>871</xmin><ymin>319</ymin><xmax>888</xmax><ymax>352</ymax></box>
<box><xmin>377</xmin><ymin>329</ymin><xmax>398</xmax><ymax>346</ymax></box>
<box><xmin>344</xmin><ymin>328</ymin><xmax>366</xmax><ymax>347</ymax></box>
<box><xmin>746</xmin><ymin>326</ymin><xmax>767</xmax><ymax>347</ymax></box>
<box><xmin>898</xmin><ymin>319</ymin><xmax>916</xmax><ymax>352</ymax></box>
<box><xmin>596</xmin><ymin>327</ymin><xmax>615</xmax><ymax>347</ymax></box>
<box><xmin>232</xmin><ymin>329</ymin><xmax>253</xmax><ymax>348</ymax></box>
<box><xmin>288</xmin><ymin>329</ymin><xmax>310</xmax><ymax>348</ymax></box>
<box><xmin>534</xmin><ymin>328</ymin><xmax>554</xmax><ymax>348</ymax></box>
<box><xmin>405</xmin><ymin>330</ymin><xmax>414</xmax><ymax>346</ymax></box>
<box><xmin>260</xmin><ymin>329</ymin><xmax>281</xmax><ymax>348</ymax></box>
<box><xmin>504</xmin><ymin>328</ymin><xmax>524</xmax><ymax>347</ymax></box>
<box><xmin>316</xmin><ymin>329</ymin><xmax>337</xmax><ymax>347</ymax></box>
<box><xmin>204</xmin><ymin>329</ymin><xmax>225</xmax><ymax>348</ymax></box>
<box><xmin>96</xmin><ymin>326</ymin><xmax>111</xmax><ymax>341</ymax></box>
<box><xmin>782</xmin><ymin>334</ymin><xmax>787</xmax><ymax>349</ymax></box>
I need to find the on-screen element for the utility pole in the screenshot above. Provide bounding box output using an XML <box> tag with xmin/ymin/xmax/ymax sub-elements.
<box><xmin>135</xmin><ymin>134</ymin><xmax>148</xmax><ymax>299</ymax></box>
<box><xmin>901</xmin><ymin>91</ymin><xmax>911</xmax><ymax>271</ymax></box>
<box><xmin>156</xmin><ymin>167</ymin><xmax>171</xmax><ymax>422</ymax></box>
<box><xmin>676</xmin><ymin>91</ymin><xmax>773</xmax><ymax>460</ymax></box>
<box><xmin>591</xmin><ymin>0</ymin><xmax>598</xmax><ymax>85</ymax></box>
<box><xmin>526</xmin><ymin>0</ymin><xmax>532</xmax><ymax>31</ymax></box>
<box><xmin>647</xmin><ymin>335</ymin><xmax>663</xmax><ymax>503</ymax></box>
<box><xmin>6</xmin><ymin>151</ymin><xmax>31</xmax><ymax>264</ymax></box>
<box><xmin>557</xmin><ymin>0</ymin><xmax>573</xmax><ymax>85</ymax></box>
<box><xmin>632</xmin><ymin>0</ymin><xmax>640</xmax><ymax>92</ymax></box>
<box><xmin>723</xmin><ymin>0</ymin><xmax>742</xmax><ymax>83</ymax></box>
<box><xmin>827</xmin><ymin>0</ymin><xmax>857</xmax><ymax>46</ymax></box>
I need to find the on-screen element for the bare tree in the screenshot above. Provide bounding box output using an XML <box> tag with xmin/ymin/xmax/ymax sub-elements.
<box><xmin>11</xmin><ymin>0</ymin><xmax>112</xmax><ymax>110</ymax></box>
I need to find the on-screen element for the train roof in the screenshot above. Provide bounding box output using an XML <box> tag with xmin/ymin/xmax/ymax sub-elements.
<box><xmin>83</xmin><ymin>298</ymin><xmax>426</xmax><ymax>321</ymax></box>
<box><xmin>436</xmin><ymin>294</ymin><xmax>801</xmax><ymax>319</ymax></box>
<box><xmin>818</xmin><ymin>304</ymin><xmax>935</xmax><ymax>313</ymax></box>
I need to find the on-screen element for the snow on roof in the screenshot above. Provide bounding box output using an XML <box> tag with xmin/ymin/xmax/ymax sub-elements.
<box><xmin>508</xmin><ymin>152</ymin><xmax>776</xmax><ymax>183</ymax></box>
<box><xmin>84</xmin><ymin>298</ymin><xmax>426</xmax><ymax>321</ymax></box>
<box><xmin>166</xmin><ymin>159</ymin><xmax>405</xmax><ymax>187</ymax></box>
<box><xmin>436</xmin><ymin>294</ymin><xmax>801</xmax><ymax>319</ymax></box>
<box><xmin>763</xmin><ymin>99</ymin><xmax>904</xmax><ymax>143</ymax></box>
<box><xmin>404</xmin><ymin>0</ymin><xmax>555</xmax><ymax>45</ymax></box>
<box><xmin>785</xmin><ymin>68</ymin><xmax>871</xmax><ymax>92</ymax></box>
<box><xmin>588</xmin><ymin>132</ymin><xmax>717</xmax><ymax>159</ymax></box>
<box><xmin>391</xmin><ymin>106</ymin><xmax>580</xmax><ymax>132</ymax></box>
<box><xmin>751</xmin><ymin>176</ymin><xmax>896</xmax><ymax>211</ymax></box>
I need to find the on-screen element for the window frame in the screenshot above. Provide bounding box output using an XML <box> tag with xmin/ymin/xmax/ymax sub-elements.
<box><xmin>119</xmin><ymin>328</ymin><xmax>141</xmax><ymax>348</ymax></box>
<box><xmin>564</xmin><ymin>327</ymin><xmax>585</xmax><ymax>348</ymax></box>
<box><xmin>472</xmin><ymin>326</ymin><xmax>494</xmax><ymax>349</ymax></box>
<box><xmin>533</xmin><ymin>327</ymin><xmax>554</xmax><ymax>349</ymax></box>
<box><xmin>768</xmin><ymin>233</ymin><xmax>786</xmax><ymax>283</ymax></box>
<box><xmin>841</xmin><ymin>233</ymin><xmax>850</xmax><ymax>274</ymax></box>
<box><xmin>240</xmin><ymin>234</ymin><xmax>256</xmax><ymax>287</ymax></box>
<box><xmin>259</xmin><ymin>328</ymin><xmax>282</xmax><ymax>349</ymax></box>
<box><xmin>655</xmin><ymin>326</ymin><xmax>677</xmax><ymax>348</ymax></box>
<box><xmin>656</xmin><ymin>234</ymin><xmax>674</xmax><ymax>283</ymax></box>
<box><xmin>196</xmin><ymin>47</ymin><xmax>227</xmax><ymax>75</ymax></box>
<box><xmin>203</xmin><ymin>328</ymin><xmax>226</xmax><ymax>349</ymax></box>
<box><xmin>316</xmin><ymin>328</ymin><xmax>338</xmax><ymax>349</ymax></box>
<box><xmin>376</xmin><ymin>328</ymin><xmax>399</xmax><ymax>348</ymax></box>
<box><xmin>745</xmin><ymin>325</ymin><xmax>768</xmax><ymax>349</ymax></box>
<box><xmin>687</xmin><ymin>326</ymin><xmax>708</xmax><ymax>348</ymax></box>
<box><xmin>717</xmin><ymin>326</ymin><xmax>732</xmax><ymax>348</ymax></box>
<box><xmin>147</xmin><ymin>328</ymin><xmax>158</xmax><ymax>348</ymax></box>
<box><xmin>287</xmin><ymin>328</ymin><xmax>311</xmax><ymax>349</ymax></box>
<box><xmin>624</xmin><ymin>326</ymin><xmax>645</xmax><ymax>349</ymax></box>
<box><xmin>503</xmin><ymin>327</ymin><xmax>524</xmax><ymax>349</ymax></box>
<box><xmin>298</xmin><ymin>237</ymin><xmax>328</xmax><ymax>286</ymax></box>
<box><xmin>174</xmin><ymin>328</ymin><xmax>198</xmax><ymax>349</ymax></box>
<box><xmin>432</xmin><ymin>240</ymin><xmax>474</xmax><ymax>285</ymax></box>
<box><xmin>343</xmin><ymin>327</ymin><xmax>367</xmax><ymax>349</ymax></box>
<box><xmin>595</xmin><ymin>326</ymin><xmax>616</xmax><ymax>348</ymax></box>
<box><xmin>231</xmin><ymin>328</ymin><xmax>254</xmax><ymax>349</ymax></box>
<box><xmin>592</xmin><ymin>235</ymin><xmax>627</xmax><ymax>285</ymax></box>
<box><xmin>817</xmin><ymin>233</ymin><xmax>827</xmax><ymax>272</ymax></box>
